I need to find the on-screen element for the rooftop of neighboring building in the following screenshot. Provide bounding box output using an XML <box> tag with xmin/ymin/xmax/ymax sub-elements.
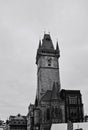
<box><xmin>9</xmin><ymin>114</ymin><xmax>26</xmax><ymax>120</ymax></box>
<box><xmin>7</xmin><ymin>114</ymin><xmax>27</xmax><ymax>126</ymax></box>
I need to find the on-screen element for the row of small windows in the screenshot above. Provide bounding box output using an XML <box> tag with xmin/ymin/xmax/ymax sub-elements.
<box><xmin>10</xmin><ymin>128</ymin><xmax>26</xmax><ymax>130</ymax></box>
<box><xmin>69</xmin><ymin>98</ymin><xmax>77</xmax><ymax>104</ymax></box>
<box><xmin>66</xmin><ymin>96</ymin><xmax>81</xmax><ymax>104</ymax></box>
<box><xmin>11</xmin><ymin>121</ymin><xmax>26</xmax><ymax>125</ymax></box>
<box><xmin>40</xmin><ymin>50</ymin><xmax>54</xmax><ymax>54</ymax></box>
<box><xmin>70</xmin><ymin>112</ymin><xmax>77</xmax><ymax>117</ymax></box>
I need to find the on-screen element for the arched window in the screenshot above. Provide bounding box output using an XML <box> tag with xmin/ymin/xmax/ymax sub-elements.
<box><xmin>55</xmin><ymin>107</ymin><xmax>58</xmax><ymax>117</ymax></box>
<box><xmin>51</xmin><ymin>107</ymin><xmax>54</xmax><ymax>118</ymax></box>
<box><xmin>46</xmin><ymin>108</ymin><xmax>50</xmax><ymax>121</ymax></box>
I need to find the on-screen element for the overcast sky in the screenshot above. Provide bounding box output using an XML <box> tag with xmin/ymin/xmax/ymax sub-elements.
<box><xmin>0</xmin><ymin>0</ymin><xmax>88</xmax><ymax>121</ymax></box>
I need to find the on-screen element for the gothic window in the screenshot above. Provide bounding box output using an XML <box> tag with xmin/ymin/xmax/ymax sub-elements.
<box><xmin>51</xmin><ymin>107</ymin><xmax>54</xmax><ymax>118</ymax></box>
<box><xmin>70</xmin><ymin>107</ymin><xmax>78</xmax><ymax>119</ymax></box>
<box><xmin>58</xmin><ymin>108</ymin><xmax>62</xmax><ymax>119</ymax></box>
<box><xmin>66</xmin><ymin>97</ymin><xmax>69</xmax><ymax>104</ymax></box>
<box><xmin>69</xmin><ymin>96</ymin><xmax>77</xmax><ymax>104</ymax></box>
<box><xmin>46</xmin><ymin>108</ymin><xmax>50</xmax><ymax>121</ymax></box>
<box><xmin>78</xmin><ymin>98</ymin><xmax>81</xmax><ymax>104</ymax></box>
<box><xmin>71</xmin><ymin>112</ymin><xmax>74</xmax><ymax>116</ymax></box>
<box><xmin>55</xmin><ymin>107</ymin><xmax>58</xmax><ymax>118</ymax></box>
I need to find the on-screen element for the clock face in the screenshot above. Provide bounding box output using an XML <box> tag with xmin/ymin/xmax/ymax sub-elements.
<box><xmin>47</xmin><ymin>57</ymin><xmax>52</xmax><ymax>66</ymax></box>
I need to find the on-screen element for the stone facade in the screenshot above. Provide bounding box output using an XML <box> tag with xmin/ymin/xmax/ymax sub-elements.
<box><xmin>60</xmin><ymin>89</ymin><xmax>84</xmax><ymax>123</ymax></box>
<box><xmin>6</xmin><ymin>114</ymin><xmax>27</xmax><ymax>130</ymax></box>
<box><xmin>0</xmin><ymin>120</ymin><xmax>6</xmax><ymax>130</ymax></box>
<box><xmin>27</xmin><ymin>34</ymin><xmax>84</xmax><ymax>130</ymax></box>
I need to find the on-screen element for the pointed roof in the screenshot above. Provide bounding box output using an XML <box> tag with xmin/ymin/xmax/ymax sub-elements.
<box><xmin>56</xmin><ymin>41</ymin><xmax>59</xmax><ymax>51</ymax></box>
<box><xmin>41</xmin><ymin>34</ymin><xmax>54</xmax><ymax>50</ymax></box>
<box><xmin>36</xmin><ymin>34</ymin><xmax>60</xmax><ymax>64</ymax></box>
<box><xmin>41</xmin><ymin>90</ymin><xmax>52</xmax><ymax>102</ymax></box>
<box><xmin>51</xmin><ymin>82</ymin><xmax>59</xmax><ymax>100</ymax></box>
<box><xmin>41</xmin><ymin>82</ymin><xmax>61</xmax><ymax>102</ymax></box>
<box><xmin>35</xmin><ymin>96</ymin><xmax>38</xmax><ymax>107</ymax></box>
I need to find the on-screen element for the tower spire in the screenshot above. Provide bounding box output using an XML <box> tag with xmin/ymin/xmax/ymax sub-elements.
<box><xmin>56</xmin><ymin>41</ymin><xmax>59</xmax><ymax>51</ymax></box>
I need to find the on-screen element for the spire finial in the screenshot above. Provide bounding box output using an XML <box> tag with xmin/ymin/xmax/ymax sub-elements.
<box><xmin>56</xmin><ymin>40</ymin><xmax>59</xmax><ymax>51</ymax></box>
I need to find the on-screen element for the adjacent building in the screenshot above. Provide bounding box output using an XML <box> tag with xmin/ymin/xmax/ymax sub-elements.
<box><xmin>84</xmin><ymin>115</ymin><xmax>88</xmax><ymax>122</ymax></box>
<box><xmin>6</xmin><ymin>114</ymin><xmax>27</xmax><ymax>130</ymax></box>
<box><xmin>0</xmin><ymin>120</ymin><xmax>6</xmax><ymax>130</ymax></box>
<box><xmin>60</xmin><ymin>89</ymin><xmax>84</xmax><ymax>123</ymax></box>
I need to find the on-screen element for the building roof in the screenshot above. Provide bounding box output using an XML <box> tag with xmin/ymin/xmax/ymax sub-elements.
<box><xmin>36</xmin><ymin>34</ymin><xmax>60</xmax><ymax>64</ymax></box>
<box><xmin>60</xmin><ymin>89</ymin><xmax>81</xmax><ymax>95</ymax></box>
<box><xmin>41</xmin><ymin>34</ymin><xmax>54</xmax><ymax>50</ymax></box>
<box><xmin>41</xmin><ymin>82</ymin><xmax>60</xmax><ymax>102</ymax></box>
<box><xmin>9</xmin><ymin>114</ymin><xmax>26</xmax><ymax>120</ymax></box>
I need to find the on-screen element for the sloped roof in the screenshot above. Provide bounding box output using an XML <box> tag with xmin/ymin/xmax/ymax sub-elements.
<box><xmin>41</xmin><ymin>90</ymin><xmax>52</xmax><ymax>102</ymax></box>
<box><xmin>41</xmin><ymin>34</ymin><xmax>54</xmax><ymax>50</ymax></box>
<box><xmin>9</xmin><ymin>114</ymin><xmax>26</xmax><ymax>120</ymax></box>
<box><xmin>41</xmin><ymin>82</ymin><xmax>60</xmax><ymax>102</ymax></box>
<box><xmin>14</xmin><ymin>114</ymin><xmax>24</xmax><ymax>120</ymax></box>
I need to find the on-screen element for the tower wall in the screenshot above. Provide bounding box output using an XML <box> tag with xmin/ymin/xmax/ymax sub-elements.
<box><xmin>38</xmin><ymin>68</ymin><xmax>60</xmax><ymax>99</ymax></box>
<box><xmin>37</xmin><ymin>55</ymin><xmax>60</xmax><ymax>100</ymax></box>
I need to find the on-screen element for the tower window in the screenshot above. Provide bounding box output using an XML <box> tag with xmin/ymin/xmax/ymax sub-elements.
<box><xmin>51</xmin><ymin>107</ymin><xmax>54</xmax><ymax>118</ymax></box>
<box><xmin>48</xmin><ymin>63</ymin><xmax>51</xmax><ymax>66</ymax></box>
<box><xmin>45</xmin><ymin>37</ymin><xmax>50</xmax><ymax>41</ymax></box>
<box><xmin>47</xmin><ymin>58</ymin><xmax>52</xmax><ymax>66</ymax></box>
<box><xmin>46</xmin><ymin>108</ymin><xmax>50</xmax><ymax>121</ymax></box>
<box><xmin>55</xmin><ymin>107</ymin><xmax>58</xmax><ymax>117</ymax></box>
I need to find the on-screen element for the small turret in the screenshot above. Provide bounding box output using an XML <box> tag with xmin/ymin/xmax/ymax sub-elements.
<box><xmin>56</xmin><ymin>41</ymin><xmax>59</xmax><ymax>51</ymax></box>
<box><xmin>38</xmin><ymin>40</ymin><xmax>41</xmax><ymax>49</ymax></box>
<box><xmin>55</xmin><ymin>41</ymin><xmax>60</xmax><ymax>57</ymax></box>
<box><xmin>35</xmin><ymin>96</ymin><xmax>38</xmax><ymax>107</ymax></box>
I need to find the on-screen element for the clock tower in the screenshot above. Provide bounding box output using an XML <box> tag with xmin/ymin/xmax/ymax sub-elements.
<box><xmin>27</xmin><ymin>33</ymin><xmax>84</xmax><ymax>130</ymax></box>
<box><xmin>36</xmin><ymin>34</ymin><xmax>60</xmax><ymax>101</ymax></box>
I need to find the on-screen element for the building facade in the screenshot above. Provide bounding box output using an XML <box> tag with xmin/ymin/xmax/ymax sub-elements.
<box><xmin>60</xmin><ymin>89</ymin><xmax>84</xmax><ymax>123</ymax></box>
<box><xmin>27</xmin><ymin>34</ymin><xmax>84</xmax><ymax>130</ymax></box>
<box><xmin>6</xmin><ymin>114</ymin><xmax>27</xmax><ymax>130</ymax></box>
<box><xmin>0</xmin><ymin>120</ymin><xmax>6</xmax><ymax>130</ymax></box>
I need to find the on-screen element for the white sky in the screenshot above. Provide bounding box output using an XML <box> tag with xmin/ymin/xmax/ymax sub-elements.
<box><xmin>0</xmin><ymin>0</ymin><xmax>88</xmax><ymax>121</ymax></box>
